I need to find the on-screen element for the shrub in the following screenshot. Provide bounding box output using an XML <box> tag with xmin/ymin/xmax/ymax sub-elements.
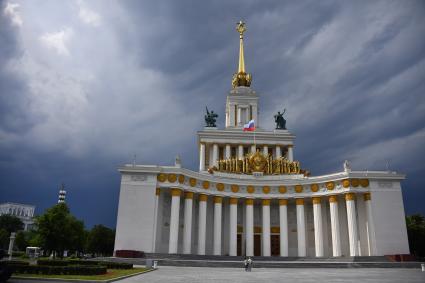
<box><xmin>37</xmin><ymin>259</ymin><xmax>68</xmax><ymax>266</ymax></box>
<box><xmin>11</xmin><ymin>264</ymin><xmax>107</xmax><ymax>275</ymax></box>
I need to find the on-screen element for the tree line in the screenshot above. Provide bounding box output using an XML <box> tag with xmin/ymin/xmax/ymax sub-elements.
<box><xmin>0</xmin><ymin>203</ymin><xmax>115</xmax><ymax>257</ymax></box>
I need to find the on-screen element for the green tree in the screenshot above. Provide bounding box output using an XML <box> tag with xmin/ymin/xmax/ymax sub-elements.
<box><xmin>36</xmin><ymin>203</ymin><xmax>86</xmax><ymax>257</ymax></box>
<box><xmin>86</xmin><ymin>225</ymin><xmax>115</xmax><ymax>256</ymax></box>
<box><xmin>406</xmin><ymin>214</ymin><xmax>425</xmax><ymax>258</ymax></box>
<box><xmin>0</xmin><ymin>215</ymin><xmax>24</xmax><ymax>249</ymax></box>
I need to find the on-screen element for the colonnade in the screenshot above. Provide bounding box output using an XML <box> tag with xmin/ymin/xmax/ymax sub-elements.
<box><xmin>158</xmin><ymin>189</ymin><xmax>375</xmax><ymax>257</ymax></box>
<box><xmin>199</xmin><ymin>143</ymin><xmax>294</xmax><ymax>171</ymax></box>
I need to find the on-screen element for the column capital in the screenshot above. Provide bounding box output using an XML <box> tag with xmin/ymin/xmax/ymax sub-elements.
<box><xmin>295</xmin><ymin>198</ymin><xmax>304</xmax><ymax>205</ymax></box>
<box><xmin>262</xmin><ymin>199</ymin><xmax>271</xmax><ymax>206</ymax></box>
<box><xmin>229</xmin><ymin>197</ymin><xmax>238</xmax><ymax>204</ymax></box>
<box><xmin>246</xmin><ymin>198</ymin><xmax>254</xmax><ymax>205</ymax></box>
<box><xmin>214</xmin><ymin>196</ymin><xmax>223</xmax><ymax>204</ymax></box>
<box><xmin>156</xmin><ymin>188</ymin><xmax>161</xmax><ymax>196</ymax></box>
<box><xmin>185</xmin><ymin>192</ymin><xmax>194</xmax><ymax>199</ymax></box>
<box><xmin>312</xmin><ymin>197</ymin><xmax>321</xmax><ymax>204</ymax></box>
<box><xmin>171</xmin><ymin>188</ymin><xmax>182</xmax><ymax>196</ymax></box>
<box><xmin>329</xmin><ymin>195</ymin><xmax>338</xmax><ymax>203</ymax></box>
<box><xmin>279</xmin><ymin>199</ymin><xmax>288</xmax><ymax>206</ymax></box>
<box><xmin>345</xmin><ymin>193</ymin><xmax>356</xmax><ymax>201</ymax></box>
<box><xmin>287</xmin><ymin>144</ymin><xmax>294</xmax><ymax>148</ymax></box>
<box><xmin>199</xmin><ymin>194</ymin><xmax>208</xmax><ymax>202</ymax></box>
<box><xmin>363</xmin><ymin>192</ymin><xmax>371</xmax><ymax>201</ymax></box>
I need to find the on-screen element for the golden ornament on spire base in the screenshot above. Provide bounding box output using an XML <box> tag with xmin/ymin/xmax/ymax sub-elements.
<box><xmin>232</xmin><ymin>21</ymin><xmax>252</xmax><ymax>88</ymax></box>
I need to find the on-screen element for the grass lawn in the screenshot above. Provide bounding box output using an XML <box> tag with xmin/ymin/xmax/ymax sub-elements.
<box><xmin>12</xmin><ymin>267</ymin><xmax>151</xmax><ymax>281</ymax></box>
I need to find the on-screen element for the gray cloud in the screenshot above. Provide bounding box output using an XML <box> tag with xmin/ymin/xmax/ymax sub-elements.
<box><xmin>0</xmin><ymin>0</ymin><xmax>424</xmax><ymax>227</ymax></box>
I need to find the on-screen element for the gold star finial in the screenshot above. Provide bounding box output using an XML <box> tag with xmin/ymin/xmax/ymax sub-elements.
<box><xmin>236</xmin><ymin>21</ymin><xmax>246</xmax><ymax>38</ymax></box>
<box><xmin>232</xmin><ymin>21</ymin><xmax>252</xmax><ymax>88</ymax></box>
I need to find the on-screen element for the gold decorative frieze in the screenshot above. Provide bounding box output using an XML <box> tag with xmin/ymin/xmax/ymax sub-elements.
<box><xmin>167</xmin><ymin>174</ymin><xmax>177</xmax><ymax>183</ymax></box>
<box><xmin>279</xmin><ymin>199</ymin><xmax>288</xmax><ymax>206</ymax></box>
<box><xmin>295</xmin><ymin>185</ymin><xmax>303</xmax><ymax>193</ymax></box>
<box><xmin>311</xmin><ymin>184</ymin><xmax>319</xmax><ymax>192</ymax></box>
<box><xmin>199</xmin><ymin>194</ymin><xmax>208</xmax><ymax>202</ymax></box>
<box><xmin>345</xmin><ymin>193</ymin><xmax>356</xmax><ymax>201</ymax></box>
<box><xmin>247</xmin><ymin>185</ymin><xmax>255</xmax><ymax>194</ymax></box>
<box><xmin>216</xmin><ymin>183</ymin><xmax>225</xmax><ymax>191</ymax></box>
<box><xmin>231</xmin><ymin>185</ymin><xmax>240</xmax><ymax>193</ymax></box>
<box><xmin>185</xmin><ymin>192</ymin><xmax>193</xmax><ymax>199</ymax></box>
<box><xmin>171</xmin><ymin>188</ymin><xmax>182</xmax><ymax>196</ymax></box>
<box><xmin>295</xmin><ymin>198</ymin><xmax>304</xmax><ymax>205</ymax></box>
<box><xmin>178</xmin><ymin>174</ymin><xmax>185</xmax><ymax>184</ymax></box>
<box><xmin>262</xmin><ymin>186</ymin><xmax>271</xmax><ymax>194</ymax></box>
<box><xmin>202</xmin><ymin>181</ymin><xmax>210</xmax><ymax>189</ymax></box>
<box><xmin>329</xmin><ymin>195</ymin><xmax>338</xmax><ymax>203</ymax></box>
<box><xmin>262</xmin><ymin>199</ymin><xmax>271</xmax><ymax>206</ymax></box>
<box><xmin>363</xmin><ymin>192</ymin><xmax>371</xmax><ymax>201</ymax></box>
<box><xmin>157</xmin><ymin>173</ymin><xmax>167</xmax><ymax>182</ymax></box>
<box><xmin>214</xmin><ymin>196</ymin><xmax>223</xmax><ymax>204</ymax></box>
<box><xmin>246</xmin><ymin>199</ymin><xmax>254</xmax><ymax>205</ymax></box>
<box><xmin>312</xmin><ymin>197</ymin><xmax>321</xmax><ymax>204</ymax></box>
<box><xmin>342</xmin><ymin>179</ymin><xmax>350</xmax><ymax>188</ymax></box>
<box><xmin>279</xmin><ymin>186</ymin><xmax>287</xmax><ymax>194</ymax></box>
<box><xmin>326</xmin><ymin>181</ymin><xmax>335</xmax><ymax>191</ymax></box>
<box><xmin>350</xmin><ymin>179</ymin><xmax>359</xmax><ymax>187</ymax></box>
<box><xmin>189</xmin><ymin>178</ymin><xmax>197</xmax><ymax>187</ymax></box>
<box><xmin>360</xmin><ymin>179</ymin><xmax>369</xmax><ymax>188</ymax></box>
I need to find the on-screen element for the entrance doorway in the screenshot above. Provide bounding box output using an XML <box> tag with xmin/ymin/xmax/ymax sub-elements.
<box><xmin>271</xmin><ymin>235</ymin><xmax>280</xmax><ymax>256</ymax></box>
<box><xmin>254</xmin><ymin>234</ymin><xmax>261</xmax><ymax>256</ymax></box>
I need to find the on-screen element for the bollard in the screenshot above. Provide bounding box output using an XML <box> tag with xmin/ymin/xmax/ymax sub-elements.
<box><xmin>153</xmin><ymin>260</ymin><xmax>158</xmax><ymax>269</ymax></box>
<box><xmin>146</xmin><ymin>259</ymin><xmax>153</xmax><ymax>269</ymax></box>
<box><xmin>421</xmin><ymin>263</ymin><xmax>424</xmax><ymax>272</ymax></box>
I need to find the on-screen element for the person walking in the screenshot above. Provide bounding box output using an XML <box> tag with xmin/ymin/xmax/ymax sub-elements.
<box><xmin>247</xmin><ymin>257</ymin><xmax>253</xmax><ymax>272</ymax></box>
<box><xmin>243</xmin><ymin>256</ymin><xmax>248</xmax><ymax>271</ymax></box>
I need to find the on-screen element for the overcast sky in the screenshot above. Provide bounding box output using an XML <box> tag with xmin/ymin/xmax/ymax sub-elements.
<box><xmin>1</xmin><ymin>0</ymin><xmax>424</xmax><ymax>228</ymax></box>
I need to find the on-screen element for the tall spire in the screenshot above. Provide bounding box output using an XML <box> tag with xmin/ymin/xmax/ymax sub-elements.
<box><xmin>232</xmin><ymin>21</ymin><xmax>252</xmax><ymax>88</ymax></box>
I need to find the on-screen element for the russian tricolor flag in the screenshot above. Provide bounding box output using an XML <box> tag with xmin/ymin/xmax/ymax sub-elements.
<box><xmin>243</xmin><ymin>119</ymin><xmax>255</xmax><ymax>131</ymax></box>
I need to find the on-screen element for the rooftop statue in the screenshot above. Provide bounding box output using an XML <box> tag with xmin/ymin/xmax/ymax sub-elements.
<box><xmin>205</xmin><ymin>106</ymin><xmax>218</xmax><ymax>127</ymax></box>
<box><xmin>274</xmin><ymin>109</ymin><xmax>287</xmax><ymax>130</ymax></box>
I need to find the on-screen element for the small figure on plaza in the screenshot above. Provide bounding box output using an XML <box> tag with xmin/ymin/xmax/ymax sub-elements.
<box><xmin>274</xmin><ymin>109</ymin><xmax>287</xmax><ymax>130</ymax></box>
<box><xmin>205</xmin><ymin>106</ymin><xmax>218</xmax><ymax>127</ymax></box>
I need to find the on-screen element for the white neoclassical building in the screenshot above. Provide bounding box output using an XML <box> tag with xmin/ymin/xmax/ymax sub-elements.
<box><xmin>114</xmin><ymin>22</ymin><xmax>409</xmax><ymax>258</ymax></box>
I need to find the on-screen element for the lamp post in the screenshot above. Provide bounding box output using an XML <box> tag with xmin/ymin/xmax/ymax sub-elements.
<box><xmin>8</xmin><ymin>232</ymin><xmax>16</xmax><ymax>260</ymax></box>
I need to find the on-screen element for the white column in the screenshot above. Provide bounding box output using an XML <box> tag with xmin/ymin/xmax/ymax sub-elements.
<box><xmin>213</xmin><ymin>196</ymin><xmax>222</xmax><ymax>255</ymax></box>
<box><xmin>296</xmin><ymin>199</ymin><xmax>306</xmax><ymax>257</ymax></box>
<box><xmin>238</xmin><ymin>145</ymin><xmax>244</xmax><ymax>159</ymax></box>
<box><xmin>279</xmin><ymin>199</ymin><xmax>288</xmax><ymax>256</ymax></box>
<box><xmin>229</xmin><ymin>198</ymin><xmax>238</xmax><ymax>256</ymax></box>
<box><xmin>212</xmin><ymin>144</ymin><xmax>219</xmax><ymax>167</ymax></box>
<box><xmin>364</xmin><ymin>193</ymin><xmax>377</xmax><ymax>256</ymax></box>
<box><xmin>152</xmin><ymin>188</ymin><xmax>160</xmax><ymax>252</ymax></box>
<box><xmin>275</xmin><ymin>146</ymin><xmax>281</xmax><ymax>158</ymax></box>
<box><xmin>225</xmin><ymin>144</ymin><xmax>231</xmax><ymax>159</ymax></box>
<box><xmin>263</xmin><ymin>145</ymin><xmax>268</xmax><ymax>156</ymax></box>
<box><xmin>237</xmin><ymin>107</ymin><xmax>241</xmax><ymax>125</ymax></box>
<box><xmin>329</xmin><ymin>195</ymin><xmax>342</xmax><ymax>257</ymax></box>
<box><xmin>262</xmin><ymin>200</ymin><xmax>271</xmax><ymax>256</ymax></box>
<box><xmin>183</xmin><ymin>192</ymin><xmax>193</xmax><ymax>254</ymax></box>
<box><xmin>346</xmin><ymin>193</ymin><xmax>360</xmax><ymax>256</ymax></box>
<box><xmin>197</xmin><ymin>194</ymin><xmax>207</xmax><ymax>255</ymax></box>
<box><xmin>250</xmin><ymin>144</ymin><xmax>256</xmax><ymax>153</ymax></box>
<box><xmin>245</xmin><ymin>199</ymin><xmax>254</xmax><ymax>256</ymax></box>
<box><xmin>313</xmin><ymin>197</ymin><xmax>324</xmax><ymax>257</ymax></box>
<box><xmin>287</xmin><ymin>146</ymin><xmax>294</xmax><ymax>162</ymax></box>
<box><xmin>168</xmin><ymin>189</ymin><xmax>181</xmax><ymax>254</ymax></box>
<box><xmin>199</xmin><ymin>143</ymin><xmax>205</xmax><ymax>171</ymax></box>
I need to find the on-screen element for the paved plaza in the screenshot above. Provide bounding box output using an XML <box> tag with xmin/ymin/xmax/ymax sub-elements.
<box><xmin>119</xmin><ymin>266</ymin><xmax>425</xmax><ymax>283</ymax></box>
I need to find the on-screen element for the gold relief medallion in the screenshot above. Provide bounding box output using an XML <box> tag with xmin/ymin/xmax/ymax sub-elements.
<box><xmin>247</xmin><ymin>185</ymin><xmax>255</xmax><ymax>194</ymax></box>
<box><xmin>326</xmin><ymin>181</ymin><xmax>335</xmax><ymax>190</ymax></box>
<box><xmin>279</xmin><ymin>186</ymin><xmax>287</xmax><ymax>194</ymax></box>
<box><xmin>295</xmin><ymin>185</ymin><xmax>303</xmax><ymax>193</ymax></box>
<box><xmin>262</xmin><ymin>186</ymin><xmax>270</xmax><ymax>194</ymax></box>
<box><xmin>167</xmin><ymin>174</ymin><xmax>177</xmax><ymax>183</ymax></box>
<box><xmin>189</xmin><ymin>178</ymin><xmax>197</xmax><ymax>187</ymax></box>
<box><xmin>231</xmin><ymin>185</ymin><xmax>239</xmax><ymax>193</ymax></box>
<box><xmin>178</xmin><ymin>174</ymin><xmax>185</xmax><ymax>184</ymax></box>
<box><xmin>216</xmin><ymin>183</ymin><xmax>225</xmax><ymax>191</ymax></box>
<box><xmin>360</xmin><ymin>179</ymin><xmax>369</xmax><ymax>188</ymax></box>
<box><xmin>157</xmin><ymin>173</ymin><xmax>167</xmax><ymax>182</ymax></box>
<box><xmin>310</xmin><ymin>184</ymin><xmax>319</xmax><ymax>192</ymax></box>
<box><xmin>202</xmin><ymin>181</ymin><xmax>210</xmax><ymax>189</ymax></box>
<box><xmin>342</xmin><ymin>179</ymin><xmax>350</xmax><ymax>188</ymax></box>
<box><xmin>350</xmin><ymin>179</ymin><xmax>359</xmax><ymax>187</ymax></box>
<box><xmin>249</xmin><ymin>150</ymin><xmax>267</xmax><ymax>172</ymax></box>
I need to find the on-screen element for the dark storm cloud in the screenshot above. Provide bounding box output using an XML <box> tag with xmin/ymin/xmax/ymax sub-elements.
<box><xmin>0</xmin><ymin>0</ymin><xmax>424</xmax><ymax>227</ymax></box>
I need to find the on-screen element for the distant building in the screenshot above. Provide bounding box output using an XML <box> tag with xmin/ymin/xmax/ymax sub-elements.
<box><xmin>0</xmin><ymin>202</ymin><xmax>35</xmax><ymax>231</ymax></box>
